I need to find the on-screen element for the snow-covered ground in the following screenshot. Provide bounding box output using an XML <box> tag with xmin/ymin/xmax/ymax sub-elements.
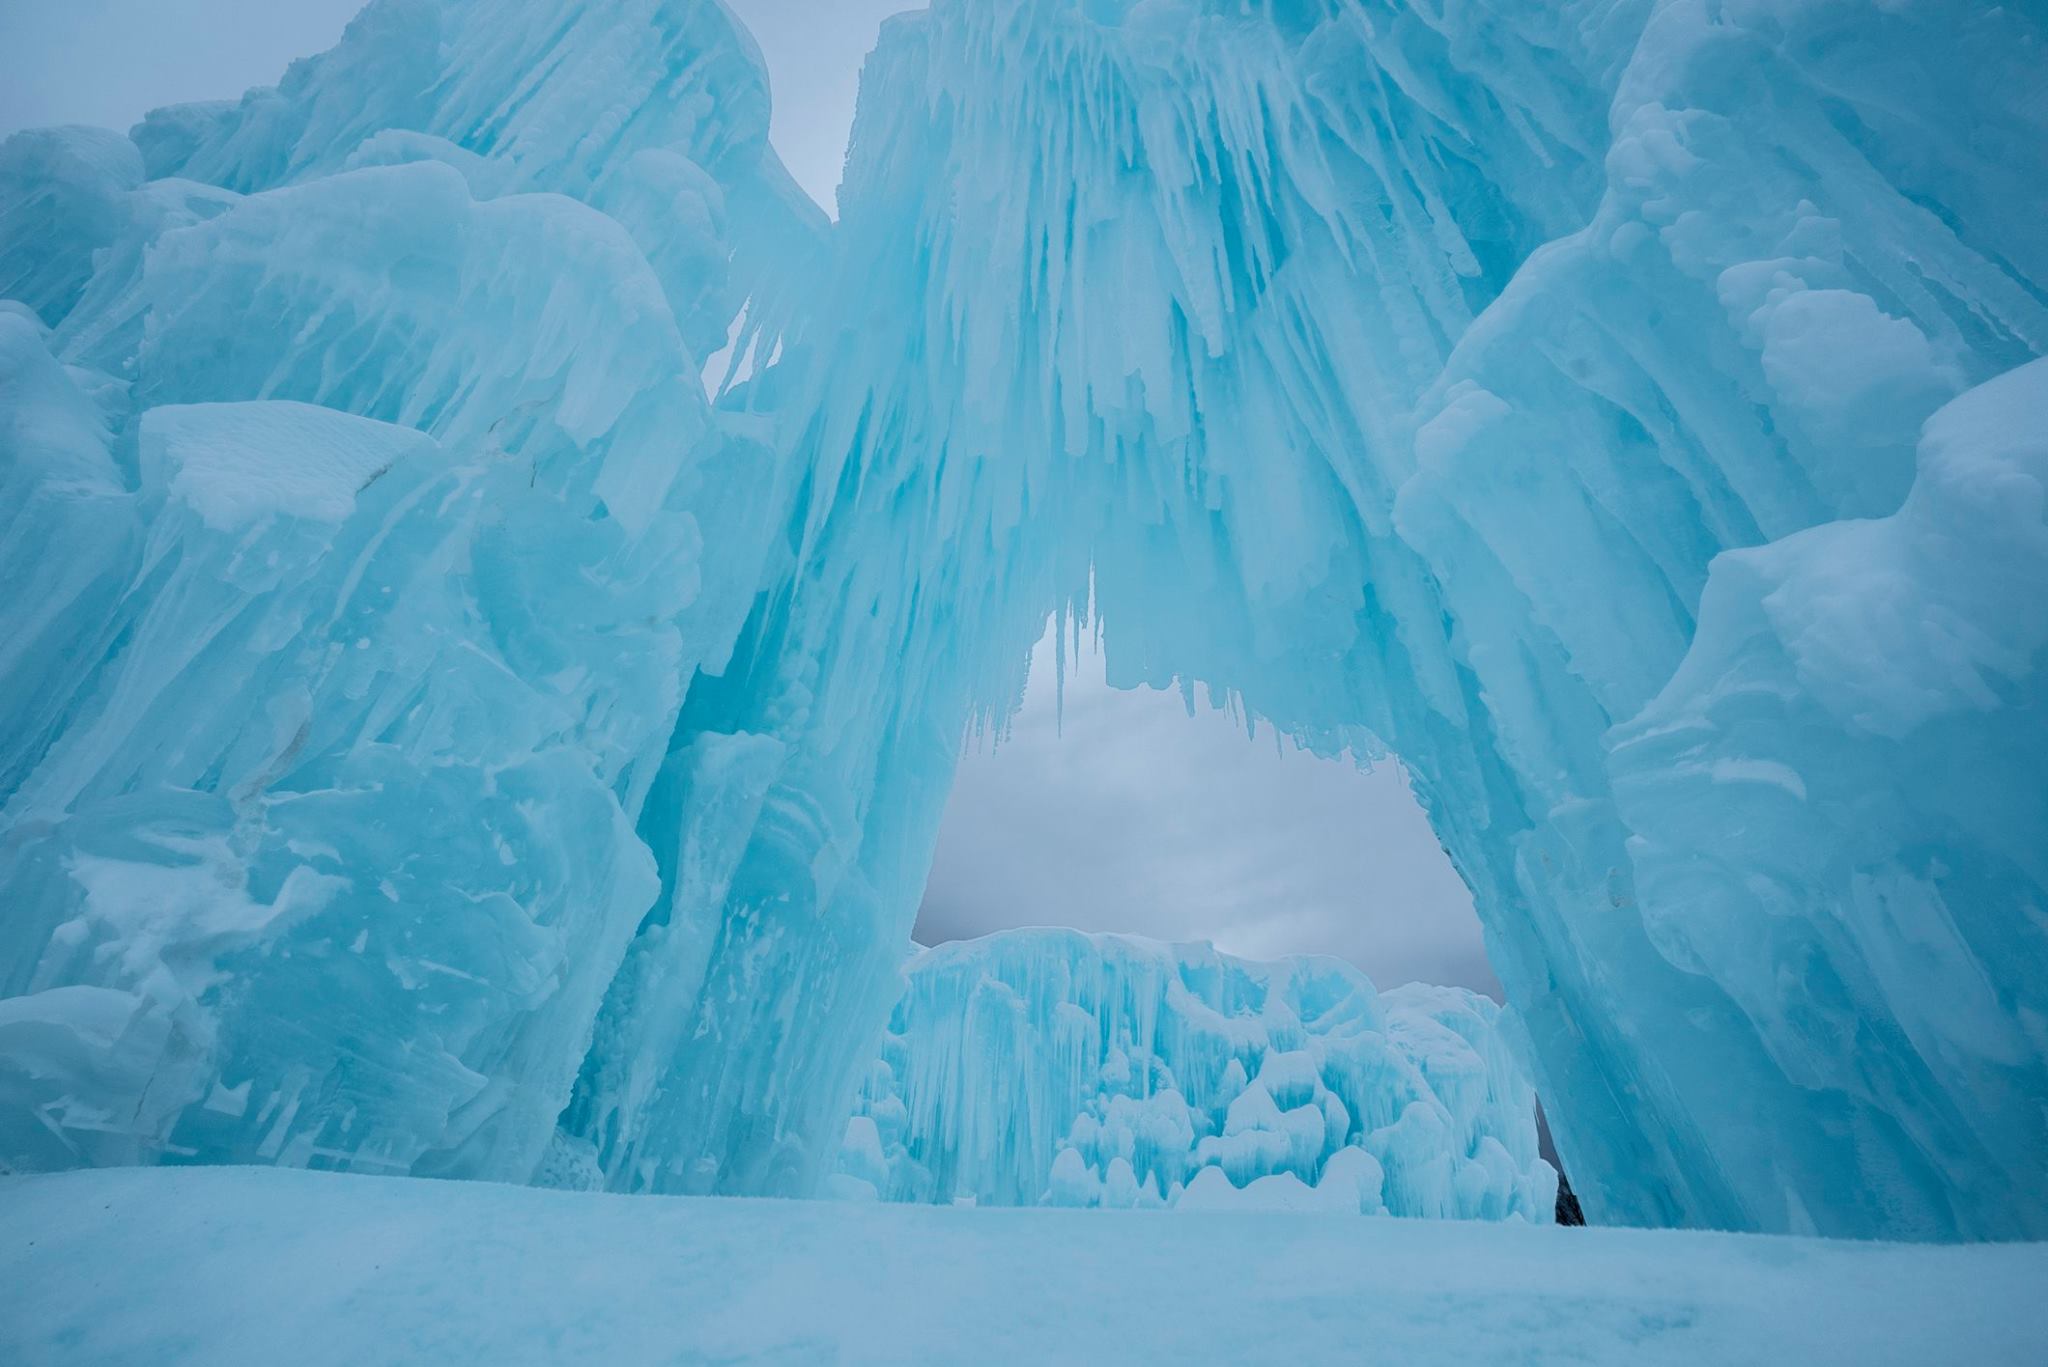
<box><xmin>3</xmin><ymin>1167</ymin><xmax>2043</xmax><ymax>1365</ymax></box>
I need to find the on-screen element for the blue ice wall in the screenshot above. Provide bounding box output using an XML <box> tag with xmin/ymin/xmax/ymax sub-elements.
<box><xmin>1</xmin><ymin>0</ymin><xmax>2045</xmax><ymax>1242</ymax></box>
<box><xmin>0</xmin><ymin>0</ymin><xmax>822</xmax><ymax>1183</ymax></box>
<box><xmin>830</xmin><ymin>930</ymin><xmax>1555</xmax><ymax>1221</ymax></box>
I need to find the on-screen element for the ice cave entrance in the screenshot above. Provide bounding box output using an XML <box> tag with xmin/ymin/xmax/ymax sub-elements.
<box><xmin>917</xmin><ymin>618</ymin><xmax>1497</xmax><ymax>999</ymax></box>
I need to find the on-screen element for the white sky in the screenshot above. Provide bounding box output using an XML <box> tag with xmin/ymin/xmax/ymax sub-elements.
<box><xmin>921</xmin><ymin>623</ymin><xmax>1496</xmax><ymax>995</ymax></box>
<box><xmin>0</xmin><ymin>0</ymin><xmax>1498</xmax><ymax>994</ymax></box>
<box><xmin>0</xmin><ymin>2</ymin><xmax>356</xmax><ymax>141</ymax></box>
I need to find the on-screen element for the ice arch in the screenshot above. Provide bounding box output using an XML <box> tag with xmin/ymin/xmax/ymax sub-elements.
<box><xmin>594</xmin><ymin>0</ymin><xmax>2048</xmax><ymax>1240</ymax></box>
<box><xmin>0</xmin><ymin>0</ymin><xmax>2043</xmax><ymax>1243</ymax></box>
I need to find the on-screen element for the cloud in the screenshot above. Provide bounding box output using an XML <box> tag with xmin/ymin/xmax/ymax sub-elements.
<box><xmin>917</xmin><ymin>625</ymin><xmax>1501</xmax><ymax>997</ymax></box>
<box><xmin>0</xmin><ymin>2</ymin><xmax>359</xmax><ymax>137</ymax></box>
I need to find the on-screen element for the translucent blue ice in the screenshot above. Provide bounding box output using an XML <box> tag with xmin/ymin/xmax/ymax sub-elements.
<box><xmin>1</xmin><ymin>0</ymin><xmax>2044</xmax><ymax>1243</ymax></box>
<box><xmin>829</xmin><ymin>930</ymin><xmax>1554</xmax><ymax>1220</ymax></box>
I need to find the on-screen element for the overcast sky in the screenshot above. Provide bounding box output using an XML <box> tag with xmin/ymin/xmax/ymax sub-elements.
<box><xmin>0</xmin><ymin>0</ymin><xmax>1499</xmax><ymax>995</ymax></box>
<box><xmin>920</xmin><ymin>624</ymin><xmax>1497</xmax><ymax>994</ymax></box>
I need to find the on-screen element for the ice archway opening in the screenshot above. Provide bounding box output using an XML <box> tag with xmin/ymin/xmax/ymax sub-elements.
<box><xmin>571</xmin><ymin>0</ymin><xmax>1685</xmax><ymax>1221</ymax></box>
<box><xmin>915</xmin><ymin>614</ymin><xmax>1499</xmax><ymax>999</ymax></box>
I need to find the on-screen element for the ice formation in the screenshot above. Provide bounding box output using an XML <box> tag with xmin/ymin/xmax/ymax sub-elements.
<box><xmin>1</xmin><ymin>0</ymin><xmax>2044</xmax><ymax>1245</ymax></box>
<box><xmin>829</xmin><ymin>930</ymin><xmax>1554</xmax><ymax>1219</ymax></box>
<box><xmin>0</xmin><ymin>0</ymin><xmax>824</xmax><ymax>1184</ymax></box>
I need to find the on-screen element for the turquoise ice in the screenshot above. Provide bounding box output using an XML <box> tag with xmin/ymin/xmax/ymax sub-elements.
<box><xmin>1</xmin><ymin>0</ymin><xmax>2044</xmax><ymax>1243</ymax></box>
<box><xmin>831</xmin><ymin>930</ymin><xmax>1554</xmax><ymax>1219</ymax></box>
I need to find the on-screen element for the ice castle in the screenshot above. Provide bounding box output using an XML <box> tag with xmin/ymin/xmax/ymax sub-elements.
<box><xmin>1</xmin><ymin>0</ymin><xmax>2044</xmax><ymax>1246</ymax></box>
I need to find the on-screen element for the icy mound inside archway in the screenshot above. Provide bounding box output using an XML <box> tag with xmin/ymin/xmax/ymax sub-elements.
<box><xmin>830</xmin><ymin>930</ymin><xmax>1554</xmax><ymax>1220</ymax></box>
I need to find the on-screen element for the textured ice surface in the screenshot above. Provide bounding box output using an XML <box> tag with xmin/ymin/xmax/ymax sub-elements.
<box><xmin>1</xmin><ymin>0</ymin><xmax>2045</xmax><ymax>1244</ymax></box>
<box><xmin>831</xmin><ymin>930</ymin><xmax>1553</xmax><ymax>1220</ymax></box>
<box><xmin>6</xmin><ymin>1166</ymin><xmax>2048</xmax><ymax>1366</ymax></box>
<box><xmin>0</xmin><ymin>0</ymin><xmax>819</xmax><ymax>1185</ymax></box>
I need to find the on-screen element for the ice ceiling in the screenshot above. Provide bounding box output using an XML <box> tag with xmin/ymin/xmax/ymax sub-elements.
<box><xmin>0</xmin><ymin>0</ymin><xmax>2043</xmax><ymax>1242</ymax></box>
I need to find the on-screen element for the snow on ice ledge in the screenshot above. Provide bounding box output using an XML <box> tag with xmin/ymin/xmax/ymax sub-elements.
<box><xmin>3</xmin><ymin>1166</ymin><xmax>2046</xmax><ymax>1366</ymax></box>
<box><xmin>831</xmin><ymin>929</ymin><xmax>1555</xmax><ymax>1219</ymax></box>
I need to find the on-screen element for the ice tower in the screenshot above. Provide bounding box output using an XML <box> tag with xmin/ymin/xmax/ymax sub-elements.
<box><xmin>1</xmin><ymin>0</ymin><xmax>2044</xmax><ymax>1242</ymax></box>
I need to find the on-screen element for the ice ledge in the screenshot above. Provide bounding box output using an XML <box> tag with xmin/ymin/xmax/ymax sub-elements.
<box><xmin>4</xmin><ymin>1166</ymin><xmax>2045</xmax><ymax>1366</ymax></box>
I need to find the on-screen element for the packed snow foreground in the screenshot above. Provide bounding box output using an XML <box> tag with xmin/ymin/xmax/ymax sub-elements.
<box><xmin>1</xmin><ymin>0</ymin><xmax>2046</xmax><ymax>1283</ymax></box>
<box><xmin>8</xmin><ymin>1166</ymin><xmax>2048</xmax><ymax>1367</ymax></box>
